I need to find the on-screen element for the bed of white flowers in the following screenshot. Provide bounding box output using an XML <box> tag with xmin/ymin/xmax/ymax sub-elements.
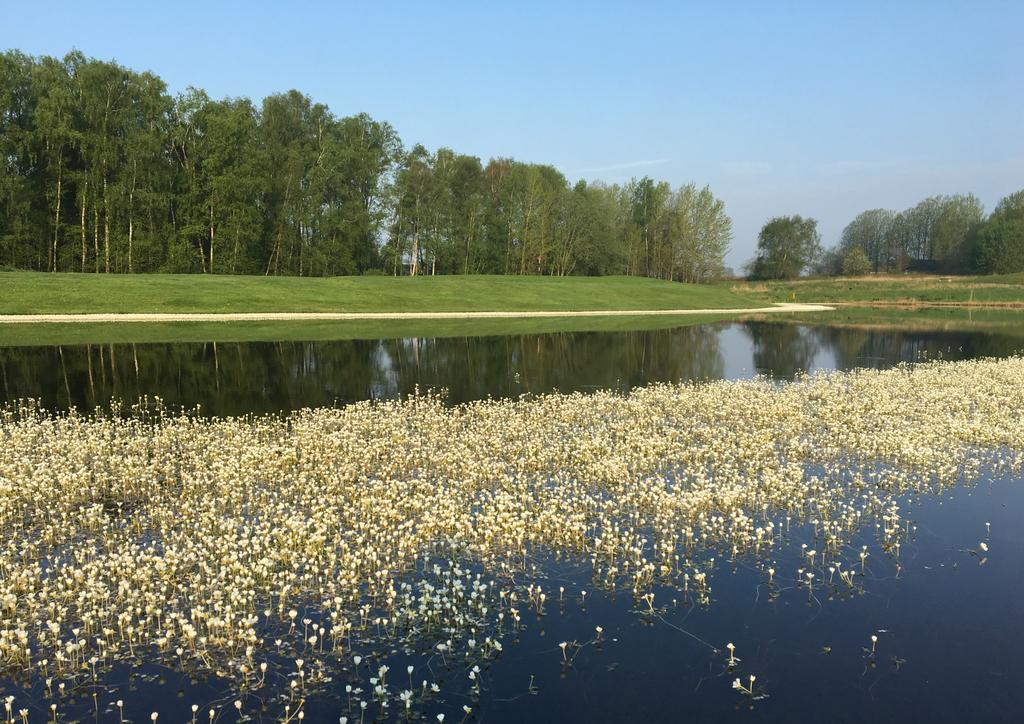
<box><xmin>1</xmin><ymin>357</ymin><xmax>1022</xmax><ymax>721</ymax></box>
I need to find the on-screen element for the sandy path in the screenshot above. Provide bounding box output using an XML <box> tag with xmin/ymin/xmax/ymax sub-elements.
<box><xmin>0</xmin><ymin>303</ymin><xmax>833</xmax><ymax>324</ymax></box>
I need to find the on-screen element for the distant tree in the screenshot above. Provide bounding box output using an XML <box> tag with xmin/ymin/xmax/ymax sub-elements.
<box><xmin>841</xmin><ymin>245</ymin><xmax>871</xmax><ymax>276</ymax></box>
<box><xmin>839</xmin><ymin>209</ymin><xmax>895</xmax><ymax>272</ymax></box>
<box><xmin>0</xmin><ymin>51</ymin><xmax>37</xmax><ymax>269</ymax></box>
<box><xmin>191</xmin><ymin>96</ymin><xmax>266</xmax><ymax>274</ymax></box>
<box><xmin>813</xmin><ymin>248</ymin><xmax>843</xmax><ymax>277</ymax></box>
<box><xmin>931</xmin><ymin>194</ymin><xmax>984</xmax><ymax>270</ymax></box>
<box><xmin>555</xmin><ymin>180</ymin><xmax>618</xmax><ymax>276</ymax></box>
<box><xmin>624</xmin><ymin>176</ymin><xmax>671</xmax><ymax>277</ymax></box>
<box><xmin>31</xmin><ymin>55</ymin><xmax>76</xmax><ymax>272</ymax></box>
<box><xmin>316</xmin><ymin>112</ymin><xmax>402</xmax><ymax>274</ymax></box>
<box><xmin>389</xmin><ymin>144</ymin><xmax>434</xmax><ymax>275</ymax></box>
<box><xmin>444</xmin><ymin>152</ymin><xmax>486</xmax><ymax>274</ymax></box>
<box><xmin>991</xmin><ymin>190</ymin><xmax>1024</xmax><ymax>223</ymax></box>
<box><xmin>668</xmin><ymin>184</ymin><xmax>732</xmax><ymax>282</ymax></box>
<box><xmin>973</xmin><ymin>220</ymin><xmax>1024</xmax><ymax>274</ymax></box>
<box><xmin>892</xmin><ymin>197</ymin><xmax>945</xmax><ymax>263</ymax></box>
<box><xmin>748</xmin><ymin>215</ymin><xmax>821</xmax><ymax>279</ymax></box>
<box><xmin>971</xmin><ymin>189</ymin><xmax>1024</xmax><ymax>274</ymax></box>
<box><xmin>886</xmin><ymin>194</ymin><xmax>982</xmax><ymax>272</ymax></box>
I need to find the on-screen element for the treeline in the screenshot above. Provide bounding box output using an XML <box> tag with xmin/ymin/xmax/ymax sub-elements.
<box><xmin>823</xmin><ymin>190</ymin><xmax>1024</xmax><ymax>277</ymax></box>
<box><xmin>0</xmin><ymin>50</ymin><xmax>731</xmax><ymax>280</ymax></box>
<box><xmin>747</xmin><ymin>189</ymin><xmax>1024</xmax><ymax>280</ymax></box>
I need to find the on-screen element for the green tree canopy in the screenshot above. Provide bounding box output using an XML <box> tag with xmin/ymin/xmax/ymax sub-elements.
<box><xmin>0</xmin><ymin>48</ymin><xmax>735</xmax><ymax>281</ymax></box>
<box><xmin>886</xmin><ymin>194</ymin><xmax>983</xmax><ymax>270</ymax></box>
<box><xmin>990</xmin><ymin>189</ymin><xmax>1024</xmax><ymax>224</ymax></box>
<box><xmin>748</xmin><ymin>215</ymin><xmax>821</xmax><ymax>280</ymax></box>
<box><xmin>839</xmin><ymin>209</ymin><xmax>894</xmax><ymax>272</ymax></box>
<box><xmin>973</xmin><ymin>220</ymin><xmax>1024</xmax><ymax>274</ymax></box>
<box><xmin>972</xmin><ymin>188</ymin><xmax>1024</xmax><ymax>274</ymax></box>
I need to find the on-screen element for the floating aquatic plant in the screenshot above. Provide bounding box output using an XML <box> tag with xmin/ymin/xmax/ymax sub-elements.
<box><xmin>0</xmin><ymin>357</ymin><xmax>1022</xmax><ymax>719</ymax></box>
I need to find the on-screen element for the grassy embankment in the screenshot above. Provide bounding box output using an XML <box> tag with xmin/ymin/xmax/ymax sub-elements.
<box><xmin>1</xmin><ymin>272</ymin><xmax>754</xmax><ymax>314</ymax></box>
<box><xmin>730</xmin><ymin>272</ymin><xmax>1024</xmax><ymax>306</ymax></box>
<box><xmin>727</xmin><ymin>274</ymin><xmax>1024</xmax><ymax>345</ymax></box>
<box><xmin>0</xmin><ymin>272</ymin><xmax>767</xmax><ymax>345</ymax></box>
<box><xmin>5</xmin><ymin>271</ymin><xmax>1023</xmax><ymax>346</ymax></box>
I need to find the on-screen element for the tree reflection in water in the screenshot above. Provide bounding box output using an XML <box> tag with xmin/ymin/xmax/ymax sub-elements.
<box><xmin>1</xmin><ymin>321</ymin><xmax>1022</xmax><ymax>414</ymax></box>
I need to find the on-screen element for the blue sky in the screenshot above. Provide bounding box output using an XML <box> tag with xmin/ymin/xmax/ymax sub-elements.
<box><xmin>4</xmin><ymin>0</ymin><xmax>1022</xmax><ymax>268</ymax></box>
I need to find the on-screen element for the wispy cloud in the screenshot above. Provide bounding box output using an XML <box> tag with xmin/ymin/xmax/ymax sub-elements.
<box><xmin>577</xmin><ymin>158</ymin><xmax>671</xmax><ymax>174</ymax></box>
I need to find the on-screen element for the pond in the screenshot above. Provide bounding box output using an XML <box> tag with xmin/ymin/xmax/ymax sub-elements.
<box><xmin>1</xmin><ymin>317</ymin><xmax>1023</xmax><ymax>724</ymax></box>
<box><xmin>2</xmin><ymin>319</ymin><xmax>1023</xmax><ymax>414</ymax></box>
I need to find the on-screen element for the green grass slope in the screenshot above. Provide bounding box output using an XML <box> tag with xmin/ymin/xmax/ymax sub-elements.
<box><xmin>728</xmin><ymin>273</ymin><xmax>1024</xmax><ymax>305</ymax></box>
<box><xmin>0</xmin><ymin>272</ymin><xmax>754</xmax><ymax>315</ymax></box>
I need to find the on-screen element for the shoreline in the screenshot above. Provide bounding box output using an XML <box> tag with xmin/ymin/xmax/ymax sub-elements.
<box><xmin>0</xmin><ymin>303</ymin><xmax>833</xmax><ymax>324</ymax></box>
<box><xmin>829</xmin><ymin>301</ymin><xmax>1024</xmax><ymax>309</ymax></box>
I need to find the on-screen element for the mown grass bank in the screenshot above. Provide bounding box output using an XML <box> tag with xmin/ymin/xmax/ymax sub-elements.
<box><xmin>729</xmin><ymin>272</ymin><xmax>1024</xmax><ymax>306</ymax></box>
<box><xmin>0</xmin><ymin>272</ymin><xmax>753</xmax><ymax>315</ymax></box>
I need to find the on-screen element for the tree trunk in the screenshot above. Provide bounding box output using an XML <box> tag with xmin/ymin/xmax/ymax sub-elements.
<box><xmin>80</xmin><ymin>178</ymin><xmax>87</xmax><ymax>272</ymax></box>
<box><xmin>265</xmin><ymin>238</ymin><xmax>278</xmax><ymax>275</ymax></box>
<box><xmin>465</xmin><ymin>213</ymin><xmax>473</xmax><ymax>275</ymax></box>
<box><xmin>392</xmin><ymin>232</ymin><xmax>400</xmax><ymax>276</ymax></box>
<box><xmin>410</xmin><ymin>196</ymin><xmax>420</xmax><ymax>276</ymax></box>
<box><xmin>410</xmin><ymin>229</ymin><xmax>419</xmax><ymax>276</ymax></box>
<box><xmin>128</xmin><ymin>161</ymin><xmax>136</xmax><ymax>273</ymax></box>
<box><xmin>519</xmin><ymin>194</ymin><xmax>535</xmax><ymax>275</ymax></box>
<box><xmin>266</xmin><ymin>181</ymin><xmax>292</xmax><ymax>276</ymax></box>
<box><xmin>52</xmin><ymin>150</ymin><xmax>63</xmax><ymax>273</ymax></box>
<box><xmin>209</xmin><ymin>200</ymin><xmax>215</xmax><ymax>274</ymax></box>
<box><xmin>102</xmin><ymin>176</ymin><xmax>110</xmax><ymax>273</ymax></box>
<box><xmin>93</xmin><ymin>204</ymin><xmax>100</xmax><ymax>274</ymax></box>
<box><xmin>505</xmin><ymin>217</ymin><xmax>514</xmax><ymax>274</ymax></box>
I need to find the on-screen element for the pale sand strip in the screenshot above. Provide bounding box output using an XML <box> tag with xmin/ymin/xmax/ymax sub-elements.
<box><xmin>0</xmin><ymin>303</ymin><xmax>833</xmax><ymax>324</ymax></box>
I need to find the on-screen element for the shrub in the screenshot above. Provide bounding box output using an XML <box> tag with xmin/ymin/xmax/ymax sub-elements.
<box><xmin>841</xmin><ymin>246</ymin><xmax>871</xmax><ymax>276</ymax></box>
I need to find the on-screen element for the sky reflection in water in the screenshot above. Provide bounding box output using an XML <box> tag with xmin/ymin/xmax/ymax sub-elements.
<box><xmin>2</xmin><ymin>320</ymin><xmax>1022</xmax><ymax>414</ymax></box>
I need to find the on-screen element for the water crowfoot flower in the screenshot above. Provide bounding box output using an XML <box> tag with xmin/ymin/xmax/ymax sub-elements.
<box><xmin>732</xmin><ymin>674</ymin><xmax>757</xmax><ymax>696</ymax></box>
<box><xmin>0</xmin><ymin>358</ymin><xmax>1022</xmax><ymax>719</ymax></box>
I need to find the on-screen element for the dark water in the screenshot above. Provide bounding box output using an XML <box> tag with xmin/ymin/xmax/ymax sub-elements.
<box><xmin>5</xmin><ymin>476</ymin><xmax>1018</xmax><ymax>724</ymax></box>
<box><xmin>2</xmin><ymin>320</ymin><xmax>1023</xmax><ymax>414</ymax></box>
<box><xmin>456</xmin><ymin>480</ymin><xmax>1024</xmax><ymax>724</ymax></box>
<box><xmin>2</xmin><ymin>320</ymin><xmax>1024</xmax><ymax>723</ymax></box>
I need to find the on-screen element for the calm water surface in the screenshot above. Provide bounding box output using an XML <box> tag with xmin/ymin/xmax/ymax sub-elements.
<box><xmin>1</xmin><ymin>319</ymin><xmax>1023</xmax><ymax>723</ymax></box>
<box><xmin>2</xmin><ymin>320</ymin><xmax>1022</xmax><ymax>413</ymax></box>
